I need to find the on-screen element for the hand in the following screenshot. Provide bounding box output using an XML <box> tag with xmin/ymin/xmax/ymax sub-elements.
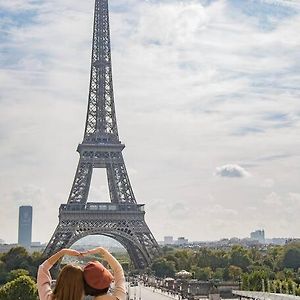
<box><xmin>61</xmin><ymin>248</ymin><xmax>82</xmax><ymax>257</ymax></box>
<box><xmin>81</xmin><ymin>247</ymin><xmax>107</xmax><ymax>256</ymax></box>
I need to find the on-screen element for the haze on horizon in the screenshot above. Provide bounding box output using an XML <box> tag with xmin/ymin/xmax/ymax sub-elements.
<box><xmin>0</xmin><ymin>0</ymin><xmax>299</xmax><ymax>244</ymax></box>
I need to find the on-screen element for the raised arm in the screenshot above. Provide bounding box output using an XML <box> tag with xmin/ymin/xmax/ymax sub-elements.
<box><xmin>37</xmin><ymin>249</ymin><xmax>81</xmax><ymax>300</ymax></box>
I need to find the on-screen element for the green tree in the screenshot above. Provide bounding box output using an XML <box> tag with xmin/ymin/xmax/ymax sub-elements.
<box><xmin>228</xmin><ymin>265</ymin><xmax>242</xmax><ymax>281</ymax></box>
<box><xmin>230</xmin><ymin>245</ymin><xmax>251</xmax><ymax>271</ymax></box>
<box><xmin>192</xmin><ymin>266</ymin><xmax>212</xmax><ymax>281</ymax></box>
<box><xmin>0</xmin><ymin>261</ymin><xmax>6</xmax><ymax>285</ymax></box>
<box><xmin>266</xmin><ymin>246</ymin><xmax>284</xmax><ymax>271</ymax></box>
<box><xmin>242</xmin><ymin>273</ymin><xmax>249</xmax><ymax>290</ymax></box>
<box><xmin>151</xmin><ymin>258</ymin><xmax>176</xmax><ymax>277</ymax></box>
<box><xmin>1</xmin><ymin>247</ymin><xmax>30</xmax><ymax>272</ymax></box>
<box><xmin>248</xmin><ymin>270</ymin><xmax>268</xmax><ymax>291</ymax></box>
<box><xmin>27</xmin><ymin>251</ymin><xmax>43</xmax><ymax>277</ymax></box>
<box><xmin>174</xmin><ymin>250</ymin><xmax>192</xmax><ymax>271</ymax></box>
<box><xmin>0</xmin><ymin>275</ymin><xmax>38</xmax><ymax>300</ymax></box>
<box><xmin>6</xmin><ymin>269</ymin><xmax>30</xmax><ymax>282</ymax></box>
<box><xmin>282</xmin><ymin>247</ymin><xmax>300</xmax><ymax>270</ymax></box>
<box><xmin>212</xmin><ymin>268</ymin><xmax>224</xmax><ymax>280</ymax></box>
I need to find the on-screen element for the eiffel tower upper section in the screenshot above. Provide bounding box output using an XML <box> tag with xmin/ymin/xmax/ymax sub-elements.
<box><xmin>84</xmin><ymin>0</ymin><xmax>119</xmax><ymax>144</ymax></box>
<box><xmin>67</xmin><ymin>0</ymin><xmax>136</xmax><ymax>206</ymax></box>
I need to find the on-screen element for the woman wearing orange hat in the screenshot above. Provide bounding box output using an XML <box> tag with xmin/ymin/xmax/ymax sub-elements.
<box><xmin>37</xmin><ymin>248</ymin><xmax>84</xmax><ymax>300</ymax></box>
<box><xmin>82</xmin><ymin>247</ymin><xmax>126</xmax><ymax>300</ymax></box>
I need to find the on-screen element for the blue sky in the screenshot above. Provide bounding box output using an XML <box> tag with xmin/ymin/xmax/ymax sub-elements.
<box><xmin>0</xmin><ymin>0</ymin><xmax>299</xmax><ymax>244</ymax></box>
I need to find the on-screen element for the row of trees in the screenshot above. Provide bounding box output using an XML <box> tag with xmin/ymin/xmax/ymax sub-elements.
<box><xmin>0</xmin><ymin>247</ymin><xmax>42</xmax><ymax>299</ymax></box>
<box><xmin>0</xmin><ymin>242</ymin><xmax>300</xmax><ymax>297</ymax></box>
<box><xmin>149</xmin><ymin>242</ymin><xmax>300</xmax><ymax>294</ymax></box>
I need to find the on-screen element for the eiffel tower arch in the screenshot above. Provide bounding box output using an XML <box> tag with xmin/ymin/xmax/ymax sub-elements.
<box><xmin>44</xmin><ymin>0</ymin><xmax>159</xmax><ymax>269</ymax></box>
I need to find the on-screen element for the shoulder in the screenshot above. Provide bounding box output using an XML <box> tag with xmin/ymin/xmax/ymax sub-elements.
<box><xmin>94</xmin><ymin>295</ymin><xmax>119</xmax><ymax>300</ymax></box>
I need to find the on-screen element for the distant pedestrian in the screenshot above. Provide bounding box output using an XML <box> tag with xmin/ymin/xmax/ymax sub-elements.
<box><xmin>37</xmin><ymin>248</ymin><xmax>84</xmax><ymax>300</ymax></box>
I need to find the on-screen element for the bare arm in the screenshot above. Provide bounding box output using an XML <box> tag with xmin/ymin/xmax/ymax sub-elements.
<box><xmin>37</xmin><ymin>249</ymin><xmax>81</xmax><ymax>300</ymax></box>
<box><xmin>46</xmin><ymin>248</ymin><xmax>80</xmax><ymax>266</ymax></box>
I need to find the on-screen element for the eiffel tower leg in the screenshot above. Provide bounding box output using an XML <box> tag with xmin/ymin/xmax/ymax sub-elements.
<box><xmin>44</xmin><ymin>220</ymin><xmax>76</xmax><ymax>256</ymax></box>
<box><xmin>68</xmin><ymin>162</ymin><xmax>93</xmax><ymax>204</ymax></box>
<box><xmin>106</xmin><ymin>154</ymin><xmax>136</xmax><ymax>204</ymax></box>
<box><xmin>120</xmin><ymin>239</ymin><xmax>150</xmax><ymax>269</ymax></box>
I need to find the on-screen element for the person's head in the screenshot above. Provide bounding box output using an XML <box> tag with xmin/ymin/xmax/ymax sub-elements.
<box><xmin>83</xmin><ymin>261</ymin><xmax>114</xmax><ymax>297</ymax></box>
<box><xmin>53</xmin><ymin>264</ymin><xmax>84</xmax><ymax>300</ymax></box>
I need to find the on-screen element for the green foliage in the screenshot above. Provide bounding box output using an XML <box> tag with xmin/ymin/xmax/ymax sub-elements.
<box><xmin>6</xmin><ymin>269</ymin><xmax>30</xmax><ymax>282</ymax></box>
<box><xmin>0</xmin><ymin>262</ymin><xmax>6</xmax><ymax>285</ymax></box>
<box><xmin>191</xmin><ymin>266</ymin><xmax>213</xmax><ymax>281</ymax></box>
<box><xmin>241</xmin><ymin>273</ymin><xmax>249</xmax><ymax>290</ymax></box>
<box><xmin>212</xmin><ymin>268</ymin><xmax>224</xmax><ymax>280</ymax></box>
<box><xmin>228</xmin><ymin>265</ymin><xmax>242</xmax><ymax>280</ymax></box>
<box><xmin>151</xmin><ymin>258</ymin><xmax>176</xmax><ymax>278</ymax></box>
<box><xmin>194</xmin><ymin>248</ymin><xmax>228</xmax><ymax>270</ymax></box>
<box><xmin>0</xmin><ymin>247</ymin><xmax>43</xmax><ymax>284</ymax></box>
<box><xmin>282</xmin><ymin>245</ymin><xmax>300</xmax><ymax>270</ymax></box>
<box><xmin>174</xmin><ymin>249</ymin><xmax>193</xmax><ymax>270</ymax></box>
<box><xmin>0</xmin><ymin>275</ymin><xmax>38</xmax><ymax>300</ymax></box>
<box><xmin>248</xmin><ymin>270</ymin><xmax>268</xmax><ymax>291</ymax></box>
<box><xmin>230</xmin><ymin>245</ymin><xmax>252</xmax><ymax>271</ymax></box>
<box><xmin>149</xmin><ymin>243</ymin><xmax>300</xmax><ymax>293</ymax></box>
<box><xmin>1</xmin><ymin>247</ymin><xmax>30</xmax><ymax>272</ymax></box>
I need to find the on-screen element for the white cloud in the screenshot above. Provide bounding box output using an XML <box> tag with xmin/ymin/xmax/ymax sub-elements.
<box><xmin>264</xmin><ymin>191</ymin><xmax>282</xmax><ymax>206</ymax></box>
<box><xmin>261</xmin><ymin>178</ymin><xmax>275</xmax><ymax>188</ymax></box>
<box><xmin>215</xmin><ymin>164</ymin><xmax>251</xmax><ymax>178</ymax></box>
<box><xmin>0</xmin><ymin>0</ymin><xmax>299</xmax><ymax>243</ymax></box>
<box><xmin>261</xmin><ymin>0</ymin><xmax>300</xmax><ymax>8</ymax></box>
<box><xmin>288</xmin><ymin>192</ymin><xmax>300</xmax><ymax>204</ymax></box>
<box><xmin>0</xmin><ymin>0</ymin><xmax>38</xmax><ymax>10</ymax></box>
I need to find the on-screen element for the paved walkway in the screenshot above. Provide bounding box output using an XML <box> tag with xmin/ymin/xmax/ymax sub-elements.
<box><xmin>128</xmin><ymin>284</ymin><xmax>181</xmax><ymax>300</ymax></box>
<box><xmin>233</xmin><ymin>290</ymin><xmax>300</xmax><ymax>300</ymax></box>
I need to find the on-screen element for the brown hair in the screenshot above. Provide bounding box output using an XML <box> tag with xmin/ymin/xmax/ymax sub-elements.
<box><xmin>83</xmin><ymin>278</ymin><xmax>109</xmax><ymax>297</ymax></box>
<box><xmin>53</xmin><ymin>264</ymin><xmax>84</xmax><ymax>300</ymax></box>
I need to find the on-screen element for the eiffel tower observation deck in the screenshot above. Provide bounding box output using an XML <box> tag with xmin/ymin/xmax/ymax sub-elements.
<box><xmin>44</xmin><ymin>0</ymin><xmax>159</xmax><ymax>269</ymax></box>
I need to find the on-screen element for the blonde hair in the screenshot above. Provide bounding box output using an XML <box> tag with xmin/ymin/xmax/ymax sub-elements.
<box><xmin>53</xmin><ymin>264</ymin><xmax>84</xmax><ymax>300</ymax></box>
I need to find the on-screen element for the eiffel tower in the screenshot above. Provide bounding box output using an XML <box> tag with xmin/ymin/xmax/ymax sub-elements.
<box><xmin>44</xmin><ymin>0</ymin><xmax>159</xmax><ymax>269</ymax></box>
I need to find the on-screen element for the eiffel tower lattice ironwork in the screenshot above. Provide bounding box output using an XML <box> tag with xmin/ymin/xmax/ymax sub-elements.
<box><xmin>44</xmin><ymin>0</ymin><xmax>159</xmax><ymax>268</ymax></box>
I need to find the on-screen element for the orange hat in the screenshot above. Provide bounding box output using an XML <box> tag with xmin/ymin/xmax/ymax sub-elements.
<box><xmin>83</xmin><ymin>261</ymin><xmax>114</xmax><ymax>290</ymax></box>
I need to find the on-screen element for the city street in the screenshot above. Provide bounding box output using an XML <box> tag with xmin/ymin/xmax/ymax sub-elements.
<box><xmin>128</xmin><ymin>284</ymin><xmax>180</xmax><ymax>300</ymax></box>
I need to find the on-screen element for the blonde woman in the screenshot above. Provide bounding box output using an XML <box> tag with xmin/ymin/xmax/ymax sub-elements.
<box><xmin>37</xmin><ymin>248</ymin><xmax>84</xmax><ymax>300</ymax></box>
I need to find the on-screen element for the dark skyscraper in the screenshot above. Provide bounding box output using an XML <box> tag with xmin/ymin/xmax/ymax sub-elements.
<box><xmin>18</xmin><ymin>206</ymin><xmax>32</xmax><ymax>247</ymax></box>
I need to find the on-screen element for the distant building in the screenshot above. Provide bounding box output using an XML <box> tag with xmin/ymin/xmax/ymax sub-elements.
<box><xmin>164</xmin><ymin>236</ymin><xmax>174</xmax><ymax>245</ymax></box>
<box><xmin>0</xmin><ymin>243</ymin><xmax>19</xmax><ymax>253</ymax></box>
<box><xmin>176</xmin><ymin>236</ymin><xmax>188</xmax><ymax>245</ymax></box>
<box><xmin>30</xmin><ymin>242</ymin><xmax>46</xmax><ymax>253</ymax></box>
<box><xmin>250</xmin><ymin>229</ymin><xmax>265</xmax><ymax>243</ymax></box>
<box><xmin>18</xmin><ymin>206</ymin><xmax>33</xmax><ymax>248</ymax></box>
<box><xmin>265</xmin><ymin>238</ymin><xmax>287</xmax><ymax>245</ymax></box>
<box><xmin>286</xmin><ymin>238</ymin><xmax>300</xmax><ymax>244</ymax></box>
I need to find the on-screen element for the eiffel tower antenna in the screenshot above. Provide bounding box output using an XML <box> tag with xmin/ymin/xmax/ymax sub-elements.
<box><xmin>44</xmin><ymin>0</ymin><xmax>159</xmax><ymax>268</ymax></box>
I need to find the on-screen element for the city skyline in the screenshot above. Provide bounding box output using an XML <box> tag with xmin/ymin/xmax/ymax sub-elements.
<box><xmin>0</xmin><ymin>215</ymin><xmax>295</xmax><ymax>245</ymax></box>
<box><xmin>0</xmin><ymin>220</ymin><xmax>295</xmax><ymax>245</ymax></box>
<box><xmin>0</xmin><ymin>0</ymin><xmax>300</xmax><ymax>244</ymax></box>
